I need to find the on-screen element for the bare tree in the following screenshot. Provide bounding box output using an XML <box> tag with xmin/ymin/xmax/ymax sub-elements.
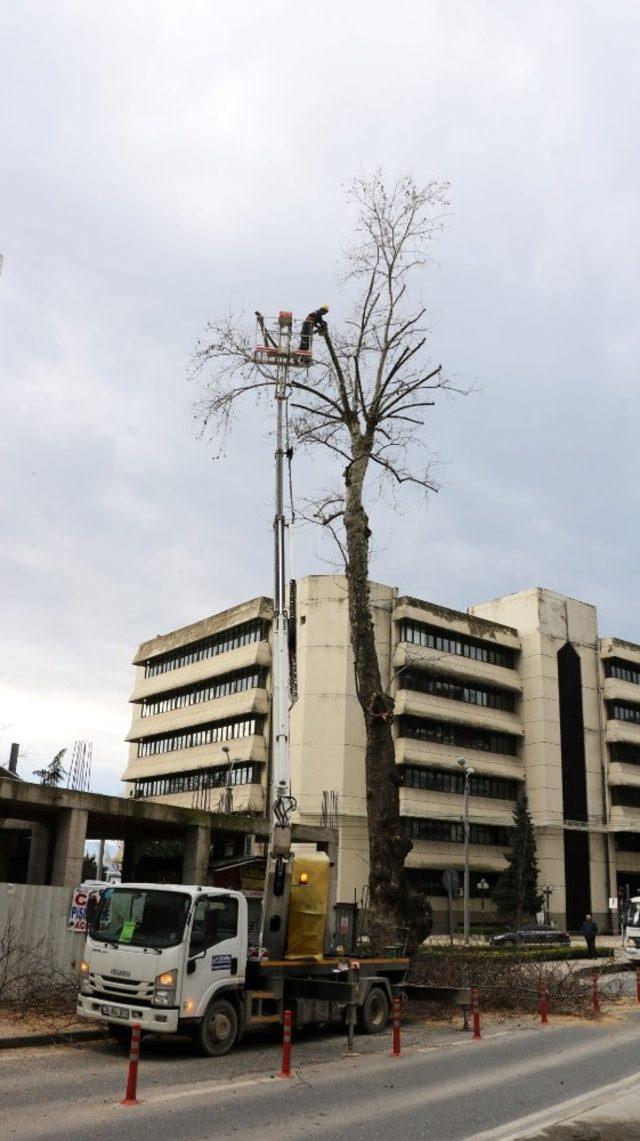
<box><xmin>193</xmin><ymin>173</ymin><xmax>463</xmax><ymax>952</ymax></box>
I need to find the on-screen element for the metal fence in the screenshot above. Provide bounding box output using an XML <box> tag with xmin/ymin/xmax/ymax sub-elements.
<box><xmin>0</xmin><ymin>882</ymin><xmax>83</xmax><ymax>997</ymax></box>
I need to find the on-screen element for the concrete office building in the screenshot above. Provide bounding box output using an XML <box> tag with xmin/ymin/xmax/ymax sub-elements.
<box><xmin>123</xmin><ymin>577</ymin><xmax>640</xmax><ymax>932</ymax></box>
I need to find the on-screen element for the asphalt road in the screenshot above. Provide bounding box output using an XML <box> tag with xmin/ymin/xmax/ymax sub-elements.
<box><xmin>2</xmin><ymin>1014</ymin><xmax>640</xmax><ymax>1140</ymax></box>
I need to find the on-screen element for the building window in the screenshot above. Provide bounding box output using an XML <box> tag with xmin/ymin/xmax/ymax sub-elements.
<box><xmin>398</xmin><ymin>620</ymin><xmax>515</xmax><ymax>669</ymax></box>
<box><xmin>398</xmin><ymin>716</ymin><xmax>519</xmax><ymax>757</ymax></box>
<box><xmin>140</xmin><ymin>668</ymin><xmax>266</xmax><ymax>718</ymax></box>
<box><xmin>399</xmin><ymin>671</ymin><xmax>515</xmax><ymax>712</ymax></box>
<box><xmin>403</xmin><ymin>817</ymin><xmax>511</xmax><ymax>846</ymax></box>
<box><xmin>133</xmin><ymin>762</ymin><xmax>260</xmax><ymax>799</ymax></box>
<box><xmin>605</xmin><ymin>658</ymin><xmax>640</xmax><ymax>687</ymax></box>
<box><xmin>136</xmin><ymin>716</ymin><xmax>262</xmax><ymax>758</ymax></box>
<box><xmin>402</xmin><ymin>766</ymin><xmax>518</xmax><ymax>800</ymax></box>
<box><xmin>144</xmin><ymin>619</ymin><xmax>270</xmax><ymax>678</ymax></box>
<box><xmin>608</xmin><ymin>701</ymin><xmax>640</xmax><ymax>725</ymax></box>
<box><xmin>615</xmin><ymin>833</ymin><xmax>640</xmax><ymax>852</ymax></box>
<box><xmin>610</xmin><ymin>743</ymin><xmax>640</xmax><ymax>767</ymax></box>
<box><xmin>611</xmin><ymin>786</ymin><xmax>640</xmax><ymax>809</ymax></box>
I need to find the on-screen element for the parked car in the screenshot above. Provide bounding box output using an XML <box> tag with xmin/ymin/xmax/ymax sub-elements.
<box><xmin>490</xmin><ymin>924</ymin><xmax>571</xmax><ymax>948</ymax></box>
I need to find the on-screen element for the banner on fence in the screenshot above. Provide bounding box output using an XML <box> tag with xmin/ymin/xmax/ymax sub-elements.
<box><xmin>68</xmin><ymin>883</ymin><xmax>107</xmax><ymax>932</ymax></box>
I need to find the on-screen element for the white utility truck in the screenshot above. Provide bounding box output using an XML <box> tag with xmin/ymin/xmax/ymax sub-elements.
<box><xmin>623</xmin><ymin>895</ymin><xmax>640</xmax><ymax>963</ymax></box>
<box><xmin>76</xmin><ymin>871</ymin><xmax>408</xmax><ymax>1055</ymax></box>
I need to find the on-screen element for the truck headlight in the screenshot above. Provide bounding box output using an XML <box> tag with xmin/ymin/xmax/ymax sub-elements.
<box><xmin>79</xmin><ymin>960</ymin><xmax>91</xmax><ymax>995</ymax></box>
<box><xmin>153</xmin><ymin>969</ymin><xmax>177</xmax><ymax>1007</ymax></box>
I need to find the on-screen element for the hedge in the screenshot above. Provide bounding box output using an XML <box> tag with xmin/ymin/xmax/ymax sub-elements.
<box><xmin>418</xmin><ymin>945</ymin><xmax>614</xmax><ymax>964</ymax></box>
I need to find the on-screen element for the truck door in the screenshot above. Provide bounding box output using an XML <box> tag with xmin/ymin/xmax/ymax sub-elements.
<box><xmin>187</xmin><ymin>895</ymin><xmax>241</xmax><ymax>1009</ymax></box>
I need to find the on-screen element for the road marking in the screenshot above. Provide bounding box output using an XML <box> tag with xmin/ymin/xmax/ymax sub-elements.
<box><xmin>121</xmin><ymin>1074</ymin><xmax>273</xmax><ymax>1107</ymax></box>
<box><xmin>470</xmin><ymin>1070</ymin><xmax>640</xmax><ymax>1140</ymax></box>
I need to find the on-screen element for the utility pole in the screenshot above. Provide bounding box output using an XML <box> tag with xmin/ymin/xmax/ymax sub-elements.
<box><xmin>458</xmin><ymin>757</ymin><xmax>475</xmax><ymax>944</ymax></box>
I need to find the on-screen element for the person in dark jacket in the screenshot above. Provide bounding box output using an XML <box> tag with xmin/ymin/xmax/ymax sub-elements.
<box><xmin>580</xmin><ymin>914</ymin><xmax>598</xmax><ymax>955</ymax></box>
<box><xmin>299</xmin><ymin>305</ymin><xmax>329</xmax><ymax>351</ymax></box>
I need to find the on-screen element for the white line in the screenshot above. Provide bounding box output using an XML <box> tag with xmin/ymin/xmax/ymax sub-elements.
<box><xmin>120</xmin><ymin>1073</ymin><xmax>273</xmax><ymax>1107</ymax></box>
<box><xmin>470</xmin><ymin>1070</ymin><xmax>640</xmax><ymax>1140</ymax></box>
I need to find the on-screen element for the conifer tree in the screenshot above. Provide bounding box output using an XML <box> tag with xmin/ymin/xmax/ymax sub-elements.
<box><xmin>33</xmin><ymin>748</ymin><xmax>67</xmax><ymax>788</ymax></box>
<box><xmin>493</xmin><ymin>791</ymin><xmax>542</xmax><ymax>928</ymax></box>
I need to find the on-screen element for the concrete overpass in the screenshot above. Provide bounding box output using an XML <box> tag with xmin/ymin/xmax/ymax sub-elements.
<box><xmin>0</xmin><ymin>778</ymin><xmax>336</xmax><ymax>888</ymax></box>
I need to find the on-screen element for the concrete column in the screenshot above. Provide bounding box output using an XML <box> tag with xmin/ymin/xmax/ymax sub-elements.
<box><xmin>182</xmin><ymin>825</ymin><xmax>211</xmax><ymax>885</ymax></box>
<box><xmin>0</xmin><ymin>831</ymin><xmax>11</xmax><ymax>881</ymax></box>
<box><xmin>121</xmin><ymin>838</ymin><xmax>145</xmax><ymax>881</ymax></box>
<box><xmin>51</xmin><ymin>809</ymin><xmax>88</xmax><ymax>887</ymax></box>
<box><xmin>26</xmin><ymin>823</ymin><xmax>50</xmax><ymax>884</ymax></box>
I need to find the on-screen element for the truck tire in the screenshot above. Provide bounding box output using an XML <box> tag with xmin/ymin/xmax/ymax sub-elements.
<box><xmin>197</xmin><ymin>998</ymin><xmax>238</xmax><ymax>1057</ymax></box>
<box><xmin>358</xmin><ymin>986</ymin><xmax>390</xmax><ymax>1034</ymax></box>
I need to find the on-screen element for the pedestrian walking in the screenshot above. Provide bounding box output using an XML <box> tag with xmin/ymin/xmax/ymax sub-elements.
<box><xmin>580</xmin><ymin>913</ymin><xmax>598</xmax><ymax>955</ymax></box>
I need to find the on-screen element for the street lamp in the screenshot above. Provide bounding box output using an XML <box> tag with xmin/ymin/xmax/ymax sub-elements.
<box><xmin>222</xmin><ymin>746</ymin><xmax>236</xmax><ymax>814</ymax></box>
<box><xmin>477</xmin><ymin>877</ymin><xmax>490</xmax><ymax>922</ymax></box>
<box><xmin>543</xmin><ymin>884</ymin><xmax>553</xmax><ymax>926</ymax></box>
<box><xmin>457</xmin><ymin>757</ymin><xmax>475</xmax><ymax>944</ymax></box>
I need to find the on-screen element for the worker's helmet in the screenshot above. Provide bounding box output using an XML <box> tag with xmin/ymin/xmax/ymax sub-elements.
<box><xmin>321</xmin><ymin>304</ymin><xmax>329</xmax><ymax>313</ymax></box>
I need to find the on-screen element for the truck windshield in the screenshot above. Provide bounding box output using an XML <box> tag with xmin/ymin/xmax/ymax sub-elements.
<box><xmin>90</xmin><ymin>888</ymin><xmax>191</xmax><ymax>949</ymax></box>
<box><xmin>628</xmin><ymin>906</ymin><xmax>640</xmax><ymax>929</ymax></box>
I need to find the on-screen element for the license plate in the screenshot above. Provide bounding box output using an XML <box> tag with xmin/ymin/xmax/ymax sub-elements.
<box><xmin>101</xmin><ymin>1004</ymin><xmax>129</xmax><ymax>1020</ymax></box>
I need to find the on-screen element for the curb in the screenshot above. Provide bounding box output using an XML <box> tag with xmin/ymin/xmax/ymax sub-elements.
<box><xmin>0</xmin><ymin>1028</ymin><xmax>105</xmax><ymax>1050</ymax></box>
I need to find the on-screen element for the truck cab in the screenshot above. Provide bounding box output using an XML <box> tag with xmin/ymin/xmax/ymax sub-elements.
<box><xmin>77</xmin><ymin>883</ymin><xmax>248</xmax><ymax>1054</ymax></box>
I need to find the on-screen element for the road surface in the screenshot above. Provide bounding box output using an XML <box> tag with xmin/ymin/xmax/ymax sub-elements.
<box><xmin>2</xmin><ymin>1013</ymin><xmax>640</xmax><ymax>1139</ymax></box>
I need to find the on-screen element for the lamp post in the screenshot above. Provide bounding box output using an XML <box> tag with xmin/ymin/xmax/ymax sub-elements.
<box><xmin>222</xmin><ymin>746</ymin><xmax>236</xmax><ymax>814</ymax></box>
<box><xmin>457</xmin><ymin>758</ymin><xmax>475</xmax><ymax>944</ymax></box>
<box><xmin>477</xmin><ymin>877</ymin><xmax>490</xmax><ymax>922</ymax></box>
<box><xmin>543</xmin><ymin>884</ymin><xmax>553</xmax><ymax>926</ymax></box>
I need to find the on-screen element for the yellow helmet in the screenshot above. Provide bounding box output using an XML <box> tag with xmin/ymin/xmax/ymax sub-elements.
<box><xmin>321</xmin><ymin>303</ymin><xmax>329</xmax><ymax>313</ymax></box>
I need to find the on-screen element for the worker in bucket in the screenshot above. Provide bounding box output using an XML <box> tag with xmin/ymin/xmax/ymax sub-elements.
<box><xmin>299</xmin><ymin>304</ymin><xmax>329</xmax><ymax>351</ymax></box>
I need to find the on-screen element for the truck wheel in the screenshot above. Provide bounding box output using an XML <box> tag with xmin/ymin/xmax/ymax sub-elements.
<box><xmin>197</xmin><ymin>999</ymin><xmax>238</xmax><ymax>1057</ymax></box>
<box><xmin>358</xmin><ymin>987</ymin><xmax>390</xmax><ymax>1034</ymax></box>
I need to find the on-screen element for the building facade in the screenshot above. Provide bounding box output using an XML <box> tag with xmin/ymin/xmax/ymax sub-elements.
<box><xmin>123</xmin><ymin>577</ymin><xmax>640</xmax><ymax>932</ymax></box>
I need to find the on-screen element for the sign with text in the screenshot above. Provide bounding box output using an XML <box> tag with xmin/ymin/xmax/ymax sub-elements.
<box><xmin>68</xmin><ymin>884</ymin><xmax>106</xmax><ymax>932</ymax></box>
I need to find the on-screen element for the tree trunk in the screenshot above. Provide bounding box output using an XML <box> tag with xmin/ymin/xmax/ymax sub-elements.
<box><xmin>343</xmin><ymin>446</ymin><xmax>430</xmax><ymax>954</ymax></box>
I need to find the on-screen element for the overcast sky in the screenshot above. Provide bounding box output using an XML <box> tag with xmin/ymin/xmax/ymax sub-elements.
<box><xmin>2</xmin><ymin>1</ymin><xmax>640</xmax><ymax>794</ymax></box>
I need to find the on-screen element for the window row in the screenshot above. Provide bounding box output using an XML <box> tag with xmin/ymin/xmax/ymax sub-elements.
<box><xmin>611</xmin><ymin>786</ymin><xmax>640</xmax><ymax>809</ymax></box>
<box><xmin>400</xmin><ymin>670</ymin><xmax>515</xmax><ymax>712</ymax></box>
<box><xmin>136</xmin><ymin>716</ymin><xmax>262</xmax><ymax>758</ymax></box>
<box><xmin>404</xmin><ymin>816</ymin><xmax>511</xmax><ymax>847</ymax></box>
<box><xmin>144</xmin><ymin>619</ymin><xmax>270</xmax><ymax>678</ymax></box>
<box><xmin>406</xmin><ymin>869</ymin><xmax>501</xmax><ymax>897</ymax></box>
<box><xmin>610</xmin><ymin>743</ymin><xmax>640</xmax><ymax>767</ymax></box>
<box><xmin>133</xmin><ymin>763</ymin><xmax>260</xmax><ymax>799</ymax></box>
<box><xmin>398</xmin><ymin>620</ymin><xmax>515</xmax><ymax>669</ymax></box>
<box><xmin>605</xmin><ymin>658</ymin><xmax>640</xmax><ymax>687</ymax></box>
<box><xmin>608</xmin><ymin>701</ymin><xmax>640</xmax><ymax>725</ymax></box>
<box><xmin>402</xmin><ymin>765</ymin><xmax>519</xmax><ymax>800</ymax></box>
<box><xmin>141</xmin><ymin>668</ymin><xmax>266</xmax><ymax>718</ymax></box>
<box><xmin>615</xmin><ymin>833</ymin><xmax>640</xmax><ymax>852</ymax></box>
<box><xmin>398</xmin><ymin>716</ymin><xmax>519</xmax><ymax>757</ymax></box>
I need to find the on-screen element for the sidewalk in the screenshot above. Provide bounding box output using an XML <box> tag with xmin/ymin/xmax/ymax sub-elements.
<box><xmin>0</xmin><ymin>1010</ymin><xmax>105</xmax><ymax>1049</ymax></box>
<box><xmin>509</xmin><ymin>1071</ymin><xmax>640</xmax><ymax>1139</ymax></box>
